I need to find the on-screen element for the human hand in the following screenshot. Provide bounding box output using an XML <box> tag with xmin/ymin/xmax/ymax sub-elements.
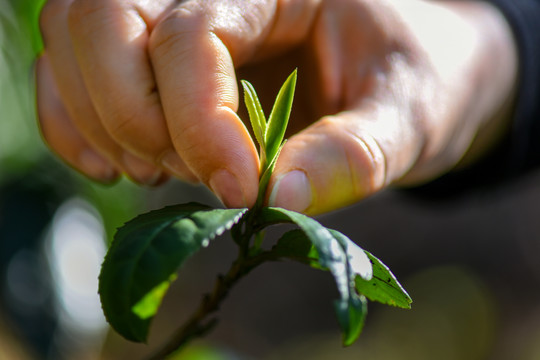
<box><xmin>37</xmin><ymin>0</ymin><xmax>517</xmax><ymax>214</ymax></box>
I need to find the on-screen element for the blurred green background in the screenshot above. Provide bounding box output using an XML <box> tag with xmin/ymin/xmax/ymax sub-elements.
<box><xmin>1</xmin><ymin>1</ymin><xmax>540</xmax><ymax>359</ymax></box>
<box><xmin>0</xmin><ymin>1</ymin><xmax>144</xmax><ymax>358</ymax></box>
<box><xmin>0</xmin><ymin>0</ymin><xmax>44</xmax><ymax>174</ymax></box>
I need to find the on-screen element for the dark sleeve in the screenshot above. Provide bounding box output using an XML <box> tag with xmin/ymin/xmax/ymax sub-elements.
<box><xmin>408</xmin><ymin>0</ymin><xmax>540</xmax><ymax>198</ymax></box>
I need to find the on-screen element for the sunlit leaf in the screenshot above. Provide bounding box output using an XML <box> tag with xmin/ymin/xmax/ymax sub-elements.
<box><xmin>241</xmin><ymin>79</ymin><xmax>267</xmax><ymax>164</ymax></box>
<box><xmin>355</xmin><ymin>251</ymin><xmax>412</xmax><ymax>309</ymax></box>
<box><xmin>328</xmin><ymin>229</ymin><xmax>372</xmax><ymax>281</ymax></box>
<box><xmin>131</xmin><ymin>274</ymin><xmax>177</xmax><ymax>320</ymax></box>
<box><xmin>99</xmin><ymin>203</ymin><xmax>247</xmax><ymax>342</ymax></box>
<box><xmin>265</xmin><ymin>69</ymin><xmax>297</xmax><ymax>165</ymax></box>
<box><xmin>260</xmin><ymin>207</ymin><xmax>369</xmax><ymax>345</ymax></box>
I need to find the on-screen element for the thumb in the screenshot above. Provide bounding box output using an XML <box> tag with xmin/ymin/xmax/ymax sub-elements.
<box><xmin>267</xmin><ymin>110</ymin><xmax>422</xmax><ymax>215</ymax></box>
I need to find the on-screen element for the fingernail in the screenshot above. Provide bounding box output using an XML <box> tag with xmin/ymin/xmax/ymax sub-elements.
<box><xmin>123</xmin><ymin>152</ymin><xmax>162</xmax><ymax>186</ymax></box>
<box><xmin>79</xmin><ymin>149</ymin><xmax>118</xmax><ymax>182</ymax></box>
<box><xmin>269</xmin><ymin>170</ymin><xmax>312</xmax><ymax>213</ymax></box>
<box><xmin>161</xmin><ymin>151</ymin><xmax>199</xmax><ymax>183</ymax></box>
<box><xmin>209</xmin><ymin>169</ymin><xmax>246</xmax><ymax>208</ymax></box>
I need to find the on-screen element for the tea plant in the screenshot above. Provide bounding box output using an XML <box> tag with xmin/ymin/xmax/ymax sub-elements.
<box><xmin>98</xmin><ymin>70</ymin><xmax>411</xmax><ymax>359</ymax></box>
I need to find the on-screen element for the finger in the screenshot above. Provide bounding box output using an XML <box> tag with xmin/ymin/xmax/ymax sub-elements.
<box><xmin>146</xmin><ymin>1</ymin><xmax>320</xmax><ymax>208</ymax></box>
<box><xmin>148</xmin><ymin>4</ymin><xmax>258</xmax><ymax>208</ymax></box>
<box><xmin>267</xmin><ymin>108</ymin><xmax>423</xmax><ymax>215</ymax></box>
<box><xmin>36</xmin><ymin>55</ymin><xmax>120</xmax><ymax>182</ymax></box>
<box><xmin>39</xmin><ymin>0</ymin><xmax>166</xmax><ymax>185</ymax></box>
<box><xmin>66</xmin><ymin>0</ymin><xmax>198</xmax><ymax>183</ymax></box>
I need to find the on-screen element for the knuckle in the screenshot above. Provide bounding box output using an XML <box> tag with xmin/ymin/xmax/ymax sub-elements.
<box><xmin>353</xmin><ymin>133</ymin><xmax>387</xmax><ymax>191</ymax></box>
<box><xmin>346</xmin><ymin>130</ymin><xmax>387</xmax><ymax>194</ymax></box>
<box><xmin>104</xmin><ymin>108</ymin><xmax>139</xmax><ymax>143</ymax></box>
<box><xmin>149</xmin><ymin>7</ymin><xmax>206</xmax><ymax>57</ymax></box>
<box><xmin>104</xmin><ymin>107</ymin><xmax>166</xmax><ymax>161</ymax></box>
<box><xmin>67</xmin><ymin>0</ymin><xmax>109</xmax><ymax>27</ymax></box>
<box><xmin>318</xmin><ymin>116</ymin><xmax>387</xmax><ymax>194</ymax></box>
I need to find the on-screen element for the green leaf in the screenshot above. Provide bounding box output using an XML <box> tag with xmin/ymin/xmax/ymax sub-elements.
<box><xmin>254</xmin><ymin>205</ymin><xmax>293</xmax><ymax>229</ymax></box>
<box><xmin>271</xmin><ymin>229</ymin><xmax>322</xmax><ymax>268</ymax></box>
<box><xmin>131</xmin><ymin>274</ymin><xmax>177</xmax><ymax>319</ymax></box>
<box><xmin>241</xmin><ymin>79</ymin><xmax>267</xmax><ymax>163</ymax></box>
<box><xmin>265</xmin><ymin>69</ymin><xmax>297</xmax><ymax>165</ymax></box>
<box><xmin>328</xmin><ymin>229</ymin><xmax>373</xmax><ymax>282</ymax></box>
<box><xmin>334</xmin><ymin>295</ymin><xmax>368</xmax><ymax>346</ymax></box>
<box><xmin>260</xmin><ymin>207</ymin><xmax>369</xmax><ymax>346</ymax></box>
<box><xmin>99</xmin><ymin>203</ymin><xmax>247</xmax><ymax>343</ymax></box>
<box><xmin>355</xmin><ymin>251</ymin><xmax>412</xmax><ymax>309</ymax></box>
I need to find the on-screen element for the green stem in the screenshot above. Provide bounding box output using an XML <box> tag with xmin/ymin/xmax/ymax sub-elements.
<box><xmin>252</xmin><ymin>230</ymin><xmax>265</xmax><ymax>253</ymax></box>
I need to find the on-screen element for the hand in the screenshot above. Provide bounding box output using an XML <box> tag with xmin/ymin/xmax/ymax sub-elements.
<box><xmin>37</xmin><ymin>0</ymin><xmax>517</xmax><ymax>214</ymax></box>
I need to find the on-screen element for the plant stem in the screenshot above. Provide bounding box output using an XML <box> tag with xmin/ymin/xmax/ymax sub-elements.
<box><xmin>145</xmin><ymin>213</ymin><xmax>270</xmax><ymax>360</ymax></box>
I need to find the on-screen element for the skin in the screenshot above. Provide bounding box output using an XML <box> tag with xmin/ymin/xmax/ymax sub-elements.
<box><xmin>37</xmin><ymin>0</ymin><xmax>518</xmax><ymax>215</ymax></box>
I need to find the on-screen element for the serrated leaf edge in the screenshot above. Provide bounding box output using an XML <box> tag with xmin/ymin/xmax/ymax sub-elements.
<box><xmin>100</xmin><ymin>206</ymin><xmax>248</xmax><ymax>342</ymax></box>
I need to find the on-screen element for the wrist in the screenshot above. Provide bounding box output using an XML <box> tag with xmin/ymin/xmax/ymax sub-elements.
<box><xmin>395</xmin><ymin>0</ymin><xmax>519</xmax><ymax>185</ymax></box>
<box><xmin>435</xmin><ymin>1</ymin><xmax>519</xmax><ymax>169</ymax></box>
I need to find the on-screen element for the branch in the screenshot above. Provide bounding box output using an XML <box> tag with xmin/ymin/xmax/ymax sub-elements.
<box><xmin>145</xmin><ymin>237</ymin><xmax>274</xmax><ymax>359</ymax></box>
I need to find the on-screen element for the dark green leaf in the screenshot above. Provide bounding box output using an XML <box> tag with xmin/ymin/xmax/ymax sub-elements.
<box><xmin>256</xmin><ymin>206</ymin><xmax>294</xmax><ymax>228</ymax></box>
<box><xmin>271</xmin><ymin>229</ymin><xmax>322</xmax><ymax>268</ymax></box>
<box><xmin>265</xmin><ymin>69</ymin><xmax>297</xmax><ymax>165</ymax></box>
<box><xmin>334</xmin><ymin>295</ymin><xmax>368</xmax><ymax>346</ymax></box>
<box><xmin>355</xmin><ymin>251</ymin><xmax>412</xmax><ymax>309</ymax></box>
<box><xmin>261</xmin><ymin>207</ymin><xmax>369</xmax><ymax>346</ymax></box>
<box><xmin>99</xmin><ymin>203</ymin><xmax>247</xmax><ymax>343</ymax></box>
<box><xmin>241</xmin><ymin>80</ymin><xmax>267</xmax><ymax>162</ymax></box>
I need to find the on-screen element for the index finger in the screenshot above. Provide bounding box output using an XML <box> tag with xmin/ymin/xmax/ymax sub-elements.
<box><xmin>148</xmin><ymin>7</ymin><xmax>261</xmax><ymax>208</ymax></box>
